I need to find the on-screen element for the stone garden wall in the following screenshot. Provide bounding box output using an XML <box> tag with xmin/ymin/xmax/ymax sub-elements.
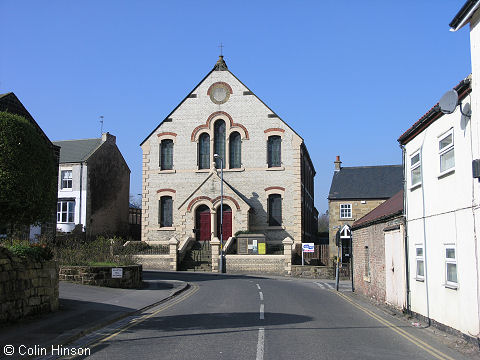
<box><xmin>59</xmin><ymin>265</ymin><xmax>142</xmax><ymax>289</ymax></box>
<box><xmin>225</xmin><ymin>255</ymin><xmax>285</xmax><ymax>274</ymax></box>
<box><xmin>0</xmin><ymin>247</ymin><xmax>59</xmax><ymax>323</ymax></box>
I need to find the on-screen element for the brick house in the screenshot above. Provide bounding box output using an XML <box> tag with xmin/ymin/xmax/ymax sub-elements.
<box><xmin>140</xmin><ymin>56</ymin><xmax>316</xmax><ymax>251</ymax></box>
<box><xmin>351</xmin><ymin>190</ymin><xmax>406</xmax><ymax>309</ymax></box>
<box><xmin>327</xmin><ymin>156</ymin><xmax>403</xmax><ymax>265</ymax></box>
<box><xmin>0</xmin><ymin>92</ymin><xmax>60</xmax><ymax>241</ymax></box>
<box><xmin>53</xmin><ymin>133</ymin><xmax>130</xmax><ymax>239</ymax></box>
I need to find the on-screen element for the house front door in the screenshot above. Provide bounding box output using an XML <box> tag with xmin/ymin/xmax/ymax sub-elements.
<box><xmin>196</xmin><ymin>205</ymin><xmax>211</xmax><ymax>241</ymax></box>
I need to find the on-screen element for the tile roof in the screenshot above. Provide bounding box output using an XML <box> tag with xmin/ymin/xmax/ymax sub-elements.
<box><xmin>328</xmin><ymin>165</ymin><xmax>403</xmax><ymax>200</ymax></box>
<box><xmin>352</xmin><ymin>190</ymin><xmax>404</xmax><ymax>229</ymax></box>
<box><xmin>52</xmin><ymin>138</ymin><xmax>102</xmax><ymax>163</ymax></box>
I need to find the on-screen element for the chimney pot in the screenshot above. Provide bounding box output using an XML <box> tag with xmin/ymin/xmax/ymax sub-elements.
<box><xmin>334</xmin><ymin>155</ymin><xmax>342</xmax><ymax>171</ymax></box>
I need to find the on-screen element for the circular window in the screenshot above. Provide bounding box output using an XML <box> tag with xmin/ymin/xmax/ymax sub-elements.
<box><xmin>209</xmin><ymin>83</ymin><xmax>231</xmax><ymax>104</ymax></box>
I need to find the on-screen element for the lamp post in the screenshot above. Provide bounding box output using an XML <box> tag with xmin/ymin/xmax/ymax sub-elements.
<box><xmin>213</xmin><ymin>154</ymin><xmax>225</xmax><ymax>273</ymax></box>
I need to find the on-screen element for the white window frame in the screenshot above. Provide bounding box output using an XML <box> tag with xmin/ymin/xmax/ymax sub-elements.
<box><xmin>410</xmin><ymin>150</ymin><xmax>421</xmax><ymax>188</ymax></box>
<box><xmin>340</xmin><ymin>204</ymin><xmax>352</xmax><ymax>219</ymax></box>
<box><xmin>60</xmin><ymin>170</ymin><xmax>72</xmax><ymax>190</ymax></box>
<box><xmin>415</xmin><ymin>245</ymin><xmax>425</xmax><ymax>281</ymax></box>
<box><xmin>445</xmin><ymin>244</ymin><xmax>458</xmax><ymax>288</ymax></box>
<box><xmin>57</xmin><ymin>200</ymin><xmax>75</xmax><ymax>223</ymax></box>
<box><xmin>438</xmin><ymin>129</ymin><xmax>455</xmax><ymax>176</ymax></box>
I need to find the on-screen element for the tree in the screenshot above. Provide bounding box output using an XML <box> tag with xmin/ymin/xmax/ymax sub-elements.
<box><xmin>318</xmin><ymin>211</ymin><xmax>329</xmax><ymax>233</ymax></box>
<box><xmin>0</xmin><ymin>111</ymin><xmax>57</xmax><ymax>231</ymax></box>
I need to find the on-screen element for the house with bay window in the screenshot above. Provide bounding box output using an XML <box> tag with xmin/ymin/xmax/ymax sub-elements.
<box><xmin>53</xmin><ymin>132</ymin><xmax>130</xmax><ymax>239</ymax></box>
<box><xmin>140</xmin><ymin>56</ymin><xmax>317</xmax><ymax>252</ymax></box>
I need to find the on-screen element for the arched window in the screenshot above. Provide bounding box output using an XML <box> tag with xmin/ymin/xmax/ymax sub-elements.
<box><xmin>160</xmin><ymin>139</ymin><xmax>173</xmax><ymax>170</ymax></box>
<box><xmin>198</xmin><ymin>133</ymin><xmax>210</xmax><ymax>169</ymax></box>
<box><xmin>267</xmin><ymin>135</ymin><xmax>281</xmax><ymax>167</ymax></box>
<box><xmin>159</xmin><ymin>196</ymin><xmax>173</xmax><ymax>227</ymax></box>
<box><xmin>229</xmin><ymin>132</ymin><xmax>241</xmax><ymax>169</ymax></box>
<box><xmin>268</xmin><ymin>194</ymin><xmax>282</xmax><ymax>226</ymax></box>
<box><xmin>214</xmin><ymin>120</ymin><xmax>226</xmax><ymax>168</ymax></box>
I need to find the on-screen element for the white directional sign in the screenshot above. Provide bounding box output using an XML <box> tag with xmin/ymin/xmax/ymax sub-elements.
<box><xmin>302</xmin><ymin>243</ymin><xmax>315</xmax><ymax>253</ymax></box>
<box><xmin>111</xmin><ymin>268</ymin><xmax>123</xmax><ymax>279</ymax></box>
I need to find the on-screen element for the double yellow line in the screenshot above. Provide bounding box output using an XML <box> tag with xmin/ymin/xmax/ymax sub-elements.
<box><xmin>333</xmin><ymin>291</ymin><xmax>455</xmax><ymax>360</ymax></box>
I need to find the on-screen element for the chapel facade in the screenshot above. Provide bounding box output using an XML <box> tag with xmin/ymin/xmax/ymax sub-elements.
<box><xmin>140</xmin><ymin>56</ymin><xmax>316</xmax><ymax>247</ymax></box>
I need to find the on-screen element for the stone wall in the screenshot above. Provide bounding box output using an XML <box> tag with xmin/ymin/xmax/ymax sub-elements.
<box><xmin>59</xmin><ymin>265</ymin><xmax>142</xmax><ymax>289</ymax></box>
<box><xmin>291</xmin><ymin>265</ymin><xmax>350</xmax><ymax>280</ymax></box>
<box><xmin>0</xmin><ymin>247</ymin><xmax>59</xmax><ymax>323</ymax></box>
<box><xmin>225</xmin><ymin>255</ymin><xmax>284</xmax><ymax>274</ymax></box>
<box><xmin>134</xmin><ymin>254</ymin><xmax>171</xmax><ymax>270</ymax></box>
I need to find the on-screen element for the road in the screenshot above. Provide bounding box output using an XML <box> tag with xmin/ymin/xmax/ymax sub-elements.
<box><xmin>63</xmin><ymin>271</ymin><xmax>473</xmax><ymax>360</ymax></box>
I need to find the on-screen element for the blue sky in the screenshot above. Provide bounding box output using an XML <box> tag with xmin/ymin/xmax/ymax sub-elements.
<box><xmin>0</xmin><ymin>1</ymin><xmax>471</xmax><ymax>213</ymax></box>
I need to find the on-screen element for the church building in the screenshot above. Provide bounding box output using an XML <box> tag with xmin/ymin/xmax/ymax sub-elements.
<box><xmin>140</xmin><ymin>56</ymin><xmax>316</xmax><ymax>248</ymax></box>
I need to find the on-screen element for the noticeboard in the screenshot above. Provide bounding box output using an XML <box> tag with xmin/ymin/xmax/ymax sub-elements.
<box><xmin>111</xmin><ymin>268</ymin><xmax>123</xmax><ymax>279</ymax></box>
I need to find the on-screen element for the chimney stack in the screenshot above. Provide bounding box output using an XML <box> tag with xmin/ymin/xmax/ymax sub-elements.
<box><xmin>101</xmin><ymin>132</ymin><xmax>116</xmax><ymax>144</ymax></box>
<box><xmin>334</xmin><ymin>155</ymin><xmax>342</xmax><ymax>171</ymax></box>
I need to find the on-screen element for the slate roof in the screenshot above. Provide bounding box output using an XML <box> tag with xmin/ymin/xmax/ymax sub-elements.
<box><xmin>52</xmin><ymin>138</ymin><xmax>102</xmax><ymax>163</ymax></box>
<box><xmin>352</xmin><ymin>190</ymin><xmax>404</xmax><ymax>229</ymax></box>
<box><xmin>328</xmin><ymin>165</ymin><xmax>403</xmax><ymax>200</ymax></box>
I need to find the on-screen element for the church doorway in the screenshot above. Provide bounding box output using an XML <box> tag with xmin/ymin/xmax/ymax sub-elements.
<box><xmin>216</xmin><ymin>204</ymin><xmax>232</xmax><ymax>240</ymax></box>
<box><xmin>195</xmin><ymin>205</ymin><xmax>211</xmax><ymax>241</ymax></box>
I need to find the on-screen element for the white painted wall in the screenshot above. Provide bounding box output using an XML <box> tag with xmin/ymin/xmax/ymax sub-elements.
<box><xmin>57</xmin><ymin>163</ymin><xmax>87</xmax><ymax>233</ymax></box>
<box><xmin>404</xmin><ymin>83</ymin><xmax>479</xmax><ymax>336</ymax></box>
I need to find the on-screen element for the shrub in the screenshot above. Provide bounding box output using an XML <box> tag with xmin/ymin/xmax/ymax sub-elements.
<box><xmin>7</xmin><ymin>243</ymin><xmax>53</xmax><ymax>262</ymax></box>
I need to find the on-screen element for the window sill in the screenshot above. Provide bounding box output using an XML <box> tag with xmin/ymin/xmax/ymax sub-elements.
<box><xmin>415</xmin><ymin>277</ymin><xmax>425</xmax><ymax>282</ymax></box>
<box><xmin>157</xmin><ymin>227</ymin><xmax>176</xmax><ymax>231</ymax></box>
<box><xmin>363</xmin><ymin>276</ymin><xmax>371</xmax><ymax>283</ymax></box>
<box><xmin>438</xmin><ymin>168</ymin><xmax>455</xmax><ymax>179</ymax></box>
<box><xmin>196</xmin><ymin>169</ymin><xmax>211</xmax><ymax>173</ymax></box>
<box><xmin>266</xmin><ymin>225</ymin><xmax>285</xmax><ymax>230</ymax></box>
<box><xmin>444</xmin><ymin>283</ymin><xmax>458</xmax><ymax>290</ymax></box>
<box><xmin>340</xmin><ymin>217</ymin><xmax>353</xmax><ymax>220</ymax></box>
<box><xmin>158</xmin><ymin>169</ymin><xmax>176</xmax><ymax>174</ymax></box>
<box><xmin>410</xmin><ymin>183</ymin><xmax>422</xmax><ymax>191</ymax></box>
<box><xmin>59</xmin><ymin>188</ymin><xmax>73</xmax><ymax>191</ymax></box>
<box><xmin>224</xmin><ymin>166</ymin><xmax>245</xmax><ymax>172</ymax></box>
<box><xmin>266</xmin><ymin>166</ymin><xmax>285</xmax><ymax>171</ymax></box>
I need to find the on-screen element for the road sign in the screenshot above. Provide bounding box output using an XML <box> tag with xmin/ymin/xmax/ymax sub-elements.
<box><xmin>112</xmin><ymin>268</ymin><xmax>123</xmax><ymax>279</ymax></box>
<box><xmin>302</xmin><ymin>243</ymin><xmax>314</xmax><ymax>253</ymax></box>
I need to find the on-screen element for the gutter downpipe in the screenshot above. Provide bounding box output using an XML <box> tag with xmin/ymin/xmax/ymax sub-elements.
<box><xmin>419</xmin><ymin>142</ymin><xmax>431</xmax><ymax>327</ymax></box>
<box><xmin>79</xmin><ymin>162</ymin><xmax>83</xmax><ymax>229</ymax></box>
<box><xmin>401</xmin><ymin>144</ymin><xmax>411</xmax><ymax>313</ymax></box>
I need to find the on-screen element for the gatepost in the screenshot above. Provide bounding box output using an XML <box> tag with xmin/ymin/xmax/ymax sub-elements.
<box><xmin>282</xmin><ymin>237</ymin><xmax>294</xmax><ymax>275</ymax></box>
<box><xmin>168</xmin><ymin>237</ymin><xmax>179</xmax><ymax>271</ymax></box>
<box><xmin>211</xmin><ymin>237</ymin><xmax>220</xmax><ymax>273</ymax></box>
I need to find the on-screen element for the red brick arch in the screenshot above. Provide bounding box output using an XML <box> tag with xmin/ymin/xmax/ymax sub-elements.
<box><xmin>187</xmin><ymin>196</ymin><xmax>213</xmax><ymax>212</ymax></box>
<box><xmin>207</xmin><ymin>82</ymin><xmax>233</xmax><ymax>95</ymax></box>
<box><xmin>191</xmin><ymin>111</ymin><xmax>250</xmax><ymax>141</ymax></box>
<box><xmin>264</xmin><ymin>186</ymin><xmax>285</xmax><ymax>192</ymax></box>
<box><xmin>212</xmin><ymin>196</ymin><xmax>241</xmax><ymax>210</ymax></box>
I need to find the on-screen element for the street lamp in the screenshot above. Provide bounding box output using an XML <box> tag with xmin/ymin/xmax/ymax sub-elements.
<box><xmin>213</xmin><ymin>153</ymin><xmax>225</xmax><ymax>273</ymax></box>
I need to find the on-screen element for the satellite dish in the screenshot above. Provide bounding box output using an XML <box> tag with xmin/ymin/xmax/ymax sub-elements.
<box><xmin>439</xmin><ymin>89</ymin><xmax>458</xmax><ymax>114</ymax></box>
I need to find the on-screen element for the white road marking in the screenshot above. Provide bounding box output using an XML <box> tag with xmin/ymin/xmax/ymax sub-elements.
<box><xmin>256</xmin><ymin>283</ymin><xmax>261</xmax><ymax>290</ymax></box>
<box><xmin>315</xmin><ymin>282</ymin><xmax>325</xmax><ymax>289</ymax></box>
<box><xmin>260</xmin><ymin>303</ymin><xmax>264</xmax><ymax>319</ymax></box>
<box><xmin>259</xmin><ymin>291</ymin><xmax>264</xmax><ymax>301</ymax></box>
<box><xmin>256</xmin><ymin>328</ymin><xmax>265</xmax><ymax>360</ymax></box>
<box><xmin>325</xmin><ymin>283</ymin><xmax>334</xmax><ymax>289</ymax></box>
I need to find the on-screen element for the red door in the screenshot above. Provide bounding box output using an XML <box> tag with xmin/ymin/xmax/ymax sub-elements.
<box><xmin>217</xmin><ymin>205</ymin><xmax>232</xmax><ymax>239</ymax></box>
<box><xmin>223</xmin><ymin>210</ymin><xmax>232</xmax><ymax>239</ymax></box>
<box><xmin>196</xmin><ymin>205</ymin><xmax>211</xmax><ymax>241</ymax></box>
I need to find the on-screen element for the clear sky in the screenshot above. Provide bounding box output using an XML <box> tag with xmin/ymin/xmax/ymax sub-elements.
<box><xmin>0</xmin><ymin>1</ymin><xmax>472</xmax><ymax>213</ymax></box>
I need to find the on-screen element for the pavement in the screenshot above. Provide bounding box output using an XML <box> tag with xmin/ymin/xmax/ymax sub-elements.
<box><xmin>0</xmin><ymin>276</ymin><xmax>188</xmax><ymax>360</ymax></box>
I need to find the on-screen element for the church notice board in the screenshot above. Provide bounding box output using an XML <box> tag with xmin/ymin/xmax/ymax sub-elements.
<box><xmin>236</xmin><ymin>234</ymin><xmax>266</xmax><ymax>255</ymax></box>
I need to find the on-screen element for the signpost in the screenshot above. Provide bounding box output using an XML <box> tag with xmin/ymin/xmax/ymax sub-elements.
<box><xmin>302</xmin><ymin>243</ymin><xmax>314</xmax><ymax>266</ymax></box>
